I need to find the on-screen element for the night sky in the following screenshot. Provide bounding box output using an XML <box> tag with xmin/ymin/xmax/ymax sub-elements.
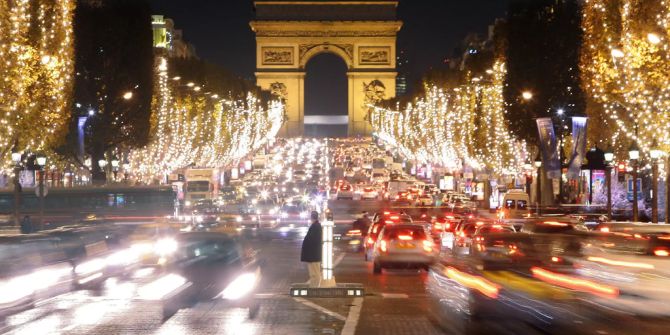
<box><xmin>148</xmin><ymin>0</ymin><xmax>511</xmax><ymax>115</ymax></box>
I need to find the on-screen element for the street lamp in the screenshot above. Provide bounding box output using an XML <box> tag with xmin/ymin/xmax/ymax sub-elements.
<box><xmin>11</xmin><ymin>147</ymin><xmax>22</xmax><ymax>227</ymax></box>
<box><xmin>98</xmin><ymin>159</ymin><xmax>108</xmax><ymax>184</ymax></box>
<box><xmin>604</xmin><ymin>143</ymin><xmax>614</xmax><ymax>221</ymax></box>
<box><xmin>111</xmin><ymin>156</ymin><xmax>120</xmax><ymax>182</ymax></box>
<box><xmin>648</xmin><ymin>33</ymin><xmax>661</xmax><ymax>45</ymax></box>
<box><xmin>521</xmin><ymin>91</ymin><xmax>533</xmax><ymax>101</ymax></box>
<box><xmin>534</xmin><ymin>152</ymin><xmax>542</xmax><ymax>216</ymax></box>
<box><xmin>628</xmin><ymin>141</ymin><xmax>640</xmax><ymax>222</ymax></box>
<box><xmin>36</xmin><ymin>153</ymin><xmax>47</xmax><ymax>231</ymax></box>
<box><xmin>123</xmin><ymin>91</ymin><xmax>133</xmax><ymax>100</ymax></box>
<box><xmin>651</xmin><ymin>140</ymin><xmax>662</xmax><ymax>223</ymax></box>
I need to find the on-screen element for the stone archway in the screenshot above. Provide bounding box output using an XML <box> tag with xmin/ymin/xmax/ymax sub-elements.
<box><xmin>250</xmin><ymin>1</ymin><xmax>402</xmax><ymax>137</ymax></box>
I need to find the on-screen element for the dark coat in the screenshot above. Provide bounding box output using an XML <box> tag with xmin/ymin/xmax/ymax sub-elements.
<box><xmin>301</xmin><ymin>220</ymin><xmax>322</xmax><ymax>262</ymax></box>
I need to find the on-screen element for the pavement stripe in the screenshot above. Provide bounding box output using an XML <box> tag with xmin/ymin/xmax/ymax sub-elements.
<box><xmin>341</xmin><ymin>297</ymin><xmax>364</xmax><ymax>335</ymax></box>
<box><xmin>293</xmin><ymin>297</ymin><xmax>346</xmax><ymax>321</ymax></box>
<box><xmin>334</xmin><ymin>253</ymin><xmax>346</xmax><ymax>268</ymax></box>
<box><xmin>381</xmin><ymin>293</ymin><xmax>409</xmax><ymax>299</ymax></box>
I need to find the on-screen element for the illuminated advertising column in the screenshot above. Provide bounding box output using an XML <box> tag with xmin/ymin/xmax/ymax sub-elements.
<box><xmin>321</xmin><ymin>219</ymin><xmax>336</xmax><ymax>288</ymax></box>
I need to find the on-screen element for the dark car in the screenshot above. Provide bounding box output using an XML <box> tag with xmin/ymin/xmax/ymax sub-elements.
<box><xmin>138</xmin><ymin>232</ymin><xmax>262</xmax><ymax>320</ymax></box>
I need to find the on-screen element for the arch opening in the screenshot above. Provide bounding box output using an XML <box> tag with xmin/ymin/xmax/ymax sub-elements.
<box><xmin>304</xmin><ymin>52</ymin><xmax>348</xmax><ymax>137</ymax></box>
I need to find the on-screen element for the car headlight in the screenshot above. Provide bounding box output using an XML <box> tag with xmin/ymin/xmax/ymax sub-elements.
<box><xmin>221</xmin><ymin>271</ymin><xmax>259</xmax><ymax>300</ymax></box>
<box><xmin>75</xmin><ymin>258</ymin><xmax>106</xmax><ymax>276</ymax></box>
<box><xmin>196</xmin><ymin>216</ymin><xmax>204</xmax><ymax>223</ymax></box>
<box><xmin>299</xmin><ymin>211</ymin><xmax>308</xmax><ymax>219</ymax></box>
<box><xmin>269</xmin><ymin>208</ymin><xmax>276</xmax><ymax>215</ymax></box>
<box><xmin>0</xmin><ymin>274</ymin><xmax>35</xmax><ymax>305</ymax></box>
<box><xmin>154</xmin><ymin>238</ymin><xmax>178</xmax><ymax>256</ymax></box>
<box><xmin>236</xmin><ymin>216</ymin><xmax>243</xmax><ymax>222</ymax></box>
<box><xmin>281</xmin><ymin>212</ymin><xmax>288</xmax><ymax>218</ymax></box>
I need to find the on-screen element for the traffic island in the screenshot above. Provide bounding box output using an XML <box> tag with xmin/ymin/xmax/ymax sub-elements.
<box><xmin>289</xmin><ymin>282</ymin><xmax>364</xmax><ymax>298</ymax></box>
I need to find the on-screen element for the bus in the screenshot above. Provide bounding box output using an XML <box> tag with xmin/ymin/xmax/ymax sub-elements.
<box><xmin>0</xmin><ymin>186</ymin><xmax>176</xmax><ymax>226</ymax></box>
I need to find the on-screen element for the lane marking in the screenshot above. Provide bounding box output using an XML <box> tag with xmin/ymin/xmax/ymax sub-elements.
<box><xmin>381</xmin><ymin>293</ymin><xmax>409</xmax><ymax>299</ymax></box>
<box><xmin>293</xmin><ymin>297</ymin><xmax>346</xmax><ymax>321</ymax></box>
<box><xmin>334</xmin><ymin>253</ymin><xmax>346</xmax><ymax>268</ymax></box>
<box><xmin>341</xmin><ymin>297</ymin><xmax>364</xmax><ymax>335</ymax></box>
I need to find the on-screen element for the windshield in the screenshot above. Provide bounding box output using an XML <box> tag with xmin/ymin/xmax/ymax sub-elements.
<box><xmin>187</xmin><ymin>181</ymin><xmax>210</xmax><ymax>192</ymax></box>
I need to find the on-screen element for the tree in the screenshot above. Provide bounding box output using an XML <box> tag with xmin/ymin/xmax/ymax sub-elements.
<box><xmin>65</xmin><ymin>0</ymin><xmax>153</xmax><ymax>181</ymax></box>
<box><xmin>503</xmin><ymin>0</ymin><xmax>586</xmax><ymax>144</ymax></box>
<box><xmin>0</xmin><ymin>0</ymin><xmax>75</xmax><ymax>167</ymax></box>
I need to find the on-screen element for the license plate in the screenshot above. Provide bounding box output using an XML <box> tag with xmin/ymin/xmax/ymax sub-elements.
<box><xmin>398</xmin><ymin>242</ymin><xmax>415</xmax><ymax>249</ymax></box>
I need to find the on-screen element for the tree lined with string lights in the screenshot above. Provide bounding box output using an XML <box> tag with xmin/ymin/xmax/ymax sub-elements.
<box><xmin>370</xmin><ymin>59</ymin><xmax>528</xmax><ymax>177</ymax></box>
<box><xmin>128</xmin><ymin>57</ymin><xmax>284</xmax><ymax>183</ymax></box>
<box><xmin>0</xmin><ymin>0</ymin><xmax>74</xmax><ymax>169</ymax></box>
<box><xmin>582</xmin><ymin>0</ymin><xmax>670</xmax><ymax>154</ymax></box>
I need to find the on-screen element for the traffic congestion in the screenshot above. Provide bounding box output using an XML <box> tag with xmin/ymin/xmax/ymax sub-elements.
<box><xmin>1</xmin><ymin>138</ymin><xmax>669</xmax><ymax>334</ymax></box>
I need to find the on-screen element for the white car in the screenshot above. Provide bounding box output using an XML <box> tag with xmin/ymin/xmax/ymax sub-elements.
<box><xmin>414</xmin><ymin>194</ymin><xmax>434</xmax><ymax>206</ymax></box>
<box><xmin>360</xmin><ymin>186</ymin><xmax>378</xmax><ymax>200</ymax></box>
<box><xmin>336</xmin><ymin>184</ymin><xmax>354</xmax><ymax>200</ymax></box>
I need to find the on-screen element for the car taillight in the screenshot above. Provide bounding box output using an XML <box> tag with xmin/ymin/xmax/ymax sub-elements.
<box><xmin>390</xmin><ymin>215</ymin><xmax>400</xmax><ymax>220</ymax></box>
<box><xmin>398</xmin><ymin>235</ymin><xmax>413</xmax><ymax>241</ymax></box>
<box><xmin>385</xmin><ymin>220</ymin><xmax>394</xmax><ymax>224</ymax></box>
<box><xmin>380</xmin><ymin>240</ymin><xmax>388</xmax><ymax>252</ymax></box>
<box><xmin>420</xmin><ymin>213</ymin><xmax>427</xmax><ymax>218</ymax></box>
<box><xmin>600</xmin><ymin>227</ymin><xmax>610</xmax><ymax>233</ymax></box>
<box><xmin>654</xmin><ymin>248</ymin><xmax>669</xmax><ymax>257</ymax></box>
<box><xmin>551</xmin><ymin>256</ymin><xmax>562</xmax><ymax>263</ymax></box>
<box><xmin>423</xmin><ymin>240</ymin><xmax>433</xmax><ymax>252</ymax></box>
<box><xmin>395</xmin><ymin>196</ymin><xmax>400</xmax><ymax>200</ymax></box>
<box><xmin>475</xmin><ymin>236</ymin><xmax>484</xmax><ymax>242</ymax></box>
<box><xmin>383</xmin><ymin>211</ymin><xmax>390</xmax><ymax>215</ymax></box>
<box><xmin>434</xmin><ymin>223</ymin><xmax>443</xmax><ymax>230</ymax></box>
<box><xmin>367</xmin><ymin>237</ymin><xmax>374</xmax><ymax>245</ymax></box>
<box><xmin>347</xmin><ymin>229</ymin><xmax>361</xmax><ymax>236</ymax></box>
<box><xmin>444</xmin><ymin>223</ymin><xmax>451</xmax><ymax>230</ymax></box>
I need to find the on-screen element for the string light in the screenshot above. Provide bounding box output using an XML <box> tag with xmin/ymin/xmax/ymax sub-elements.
<box><xmin>128</xmin><ymin>57</ymin><xmax>284</xmax><ymax>182</ymax></box>
<box><xmin>582</xmin><ymin>0</ymin><xmax>670</xmax><ymax>158</ymax></box>
<box><xmin>0</xmin><ymin>0</ymin><xmax>74</xmax><ymax>170</ymax></box>
<box><xmin>370</xmin><ymin>60</ymin><xmax>528</xmax><ymax>178</ymax></box>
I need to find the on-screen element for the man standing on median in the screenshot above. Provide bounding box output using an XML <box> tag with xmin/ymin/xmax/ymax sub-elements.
<box><xmin>301</xmin><ymin>211</ymin><xmax>322</xmax><ymax>287</ymax></box>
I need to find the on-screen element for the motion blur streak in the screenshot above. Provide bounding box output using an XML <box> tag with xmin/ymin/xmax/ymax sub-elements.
<box><xmin>445</xmin><ymin>267</ymin><xmax>500</xmax><ymax>299</ymax></box>
<box><xmin>586</xmin><ymin>256</ymin><xmax>655</xmax><ymax>269</ymax></box>
<box><xmin>138</xmin><ymin>273</ymin><xmax>188</xmax><ymax>300</ymax></box>
<box><xmin>531</xmin><ymin>267</ymin><xmax>619</xmax><ymax>298</ymax></box>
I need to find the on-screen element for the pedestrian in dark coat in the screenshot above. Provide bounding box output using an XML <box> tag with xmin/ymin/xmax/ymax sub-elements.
<box><xmin>301</xmin><ymin>211</ymin><xmax>322</xmax><ymax>286</ymax></box>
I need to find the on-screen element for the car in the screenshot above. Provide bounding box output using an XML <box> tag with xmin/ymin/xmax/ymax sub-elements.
<box><xmin>365</xmin><ymin>212</ymin><xmax>413</xmax><ymax>260</ymax></box>
<box><xmin>414</xmin><ymin>194</ymin><xmax>434</xmax><ymax>206</ymax></box>
<box><xmin>336</xmin><ymin>184</ymin><xmax>354</xmax><ymax>200</ymax></box>
<box><xmin>392</xmin><ymin>191</ymin><xmax>413</xmax><ymax>205</ymax></box>
<box><xmin>370</xmin><ymin>224</ymin><xmax>439</xmax><ymax>274</ymax></box>
<box><xmin>279</xmin><ymin>201</ymin><xmax>310</xmax><ymax>221</ymax></box>
<box><xmin>138</xmin><ymin>232</ymin><xmax>262</xmax><ymax>320</ymax></box>
<box><xmin>360</xmin><ymin>186</ymin><xmax>378</xmax><ymax>200</ymax></box>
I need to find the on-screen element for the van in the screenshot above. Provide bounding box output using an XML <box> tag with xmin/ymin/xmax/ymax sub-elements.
<box><xmin>499</xmin><ymin>189</ymin><xmax>530</xmax><ymax>219</ymax></box>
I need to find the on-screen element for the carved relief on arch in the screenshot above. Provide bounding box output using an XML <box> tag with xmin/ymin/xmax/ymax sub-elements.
<box><xmin>298</xmin><ymin>43</ymin><xmax>353</xmax><ymax>68</ymax></box>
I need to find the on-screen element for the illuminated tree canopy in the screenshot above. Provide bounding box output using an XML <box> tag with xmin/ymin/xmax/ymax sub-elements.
<box><xmin>0</xmin><ymin>0</ymin><xmax>74</xmax><ymax>168</ymax></box>
<box><xmin>129</xmin><ymin>57</ymin><xmax>284</xmax><ymax>182</ymax></box>
<box><xmin>582</xmin><ymin>0</ymin><xmax>670</xmax><ymax>155</ymax></box>
<box><xmin>370</xmin><ymin>60</ymin><xmax>528</xmax><ymax>177</ymax></box>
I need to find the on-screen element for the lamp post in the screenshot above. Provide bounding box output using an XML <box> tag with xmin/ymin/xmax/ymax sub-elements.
<box><xmin>604</xmin><ymin>144</ymin><xmax>614</xmax><ymax>221</ymax></box>
<box><xmin>111</xmin><ymin>156</ymin><xmax>120</xmax><ymax>182</ymax></box>
<box><xmin>628</xmin><ymin>142</ymin><xmax>640</xmax><ymax>222</ymax></box>
<box><xmin>11</xmin><ymin>147</ymin><xmax>22</xmax><ymax>227</ymax></box>
<box><xmin>122</xmin><ymin>159</ymin><xmax>130</xmax><ymax>183</ymax></box>
<box><xmin>534</xmin><ymin>152</ymin><xmax>542</xmax><ymax>216</ymax></box>
<box><xmin>667</xmin><ymin>154</ymin><xmax>670</xmax><ymax>224</ymax></box>
<box><xmin>36</xmin><ymin>153</ymin><xmax>47</xmax><ymax>231</ymax></box>
<box><xmin>650</xmin><ymin>140</ymin><xmax>662</xmax><ymax>223</ymax></box>
<box><xmin>98</xmin><ymin>159</ymin><xmax>108</xmax><ymax>184</ymax></box>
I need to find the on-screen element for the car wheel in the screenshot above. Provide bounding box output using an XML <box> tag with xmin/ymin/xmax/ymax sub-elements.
<box><xmin>373</xmin><ymin>261</ymin><xmax>382</xmax><ymax>274</ymax></box>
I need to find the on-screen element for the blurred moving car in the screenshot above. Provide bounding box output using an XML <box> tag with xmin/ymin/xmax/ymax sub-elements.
<box><xmin>370</xmin><ymin>224</ymin><xmax>438</xmax><ymax>274</ymax></box>
<box><xmin>137</xmin><ymin>232</ymin><xmax>262</xmax><ymax>320</ymax></box>
<box><xmin>0</xmin><ymin>234</ymin><xmax>73</xmax><ymax>320</ymax></box>
<box><xmin>365</xmin><ymin>212</ymin><xmax>413</xmax><ymax>260</ymax></box>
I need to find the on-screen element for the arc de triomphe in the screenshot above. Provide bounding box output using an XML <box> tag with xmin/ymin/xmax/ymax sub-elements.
<box><xmin>250</xmin><ymin>1</ymin><xmax>402</xmax><ymax>137</ymax></box>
